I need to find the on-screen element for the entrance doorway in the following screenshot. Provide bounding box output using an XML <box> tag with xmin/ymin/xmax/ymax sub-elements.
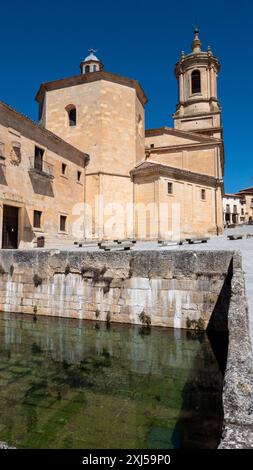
<box><xmin>2</xmin><ymin>205</ymin><xmax>19</xmax><ymax>249</ymax></box>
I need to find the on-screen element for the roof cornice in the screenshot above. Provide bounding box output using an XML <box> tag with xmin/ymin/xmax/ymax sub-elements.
<box><xmin>145</xmin><ymin>141</ymin><xmax>222</xmax><ymax>153</ymax></box>
<box><xmin>0</xmin><ymin>100</ymin><xmax>89</xmax><ymax>164</ymax></box>
<box><xmin>175</xmin><ymin>52</ymin><xmax>221</xmax><ymax>78</ymax></box>
<box><xmin>145</xmin><ymin>126</ymin><xmax>220</xmax><ymax>143</ymax></box>
<box><xmin>235</xmin><ymin>188</ymin><xmax>253</xmax><ymax>195</ymax></box>
<box><xmin>131</xmin><ymin>161</ymin><xmax>222</xmax><ymax>188</ymax></box>
<box><xmin>35</xmin><ymin>70</ymin><xmax>148</xmax><ymax>107</ymax></box>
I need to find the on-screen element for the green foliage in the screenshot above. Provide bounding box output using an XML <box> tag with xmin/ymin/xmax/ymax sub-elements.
<box><xmin>64</xmin><ymin>265</ymin><xmax>71</xmax><ymax>276</ymax></box>
<box><xmin>33</xmin><ymin>274</ymin><xmax>42</xmax><ymax>287</ymax></box>
<box><xmin>186</xmin><ymin>317</ymin><xmax>205</xmax><ymax>331</ymax></box>
<box><xmin>106</xmin><ymin>312</ymin><xmax>111</xmax><ymax>324</ymax></box>
<box><xmin>139</xmin><ymin>310</ymin><xmax>151</xmax><ymax>327</ymax></box>
<box><xmin>31</xmin><ymin>343</ymin><xmax>42</xmax><ymax>354</ymax></box>
<box><xmin>95</xmin><ymin>309</ymin><xmax>100</xmax><ymax>318</ymax></box>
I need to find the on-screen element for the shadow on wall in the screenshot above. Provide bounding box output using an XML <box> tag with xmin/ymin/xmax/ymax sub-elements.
<box><xmin>206</xmin><ymin>258</ymin><xmax>232</xmax><ymax>376</ymax></box>
<box><xmin>0</xmin><ymin>164</ymin><xmax>7</xmax><ymax>186</ymax></box>
<box><xmin>29</xmin><ymin>174</ymin><xmax>54</xmax><ymax>198</ymax></box>
<box><xmin>171</xmin><ymin>332</ymin><xmax>224</xmax><ymax>449</ymax></box>
<box><xmin>171</xmin><ymin>259</ymin><xmax>232</xmax><ymax>448</ymax></box>
<box><xmin>20</xmin><ymin>206</ymin><xmax>36</xmax><ymax>246</ymax></box>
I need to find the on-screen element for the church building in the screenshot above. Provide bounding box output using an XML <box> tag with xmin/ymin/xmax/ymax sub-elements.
<box><xmin>0</xmin><ymin>29</ymin><xmax>224</xmax><ymax>248</ymax></box>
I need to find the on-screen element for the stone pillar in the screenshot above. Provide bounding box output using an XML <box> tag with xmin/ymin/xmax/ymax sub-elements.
<box><xmin>154</xmin><ymin>178</ymin><xmax>160</xmax><ymax>239</ymax></box>
<box><xmin>179</xmin><ymin>73</ymin><xmax>184</xmax><ymax>102</ymax></box>
<box><xmin>18</xmin><ymin>205</ymin><xmax>25</xmax><ymax>249</ymax></box>
<box><xmin>95</xmin><ymin>173</ymin><xmax>104</xmax><ymax>239</ymax></box>
<box><xmin>207</xmin><ymin>67</ymin><xmax>211</xmax><ymax>100</ymax></box>
<box><xmin>210</xmin><ymin>67</ymin><xmax>215</xmax><ymax>98</ymax></box>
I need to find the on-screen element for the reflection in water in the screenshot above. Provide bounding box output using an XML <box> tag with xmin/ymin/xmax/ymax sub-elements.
<box><xmin>0</xmin><ymin>313</ymin><xmax>223</xmax><ymax>449</ymax></box>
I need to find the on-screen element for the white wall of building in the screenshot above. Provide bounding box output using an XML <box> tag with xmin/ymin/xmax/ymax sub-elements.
<box><xmin>223</xmin><ymin>195</ymin><xmax>244</xmax><ymax>226</ymax></box>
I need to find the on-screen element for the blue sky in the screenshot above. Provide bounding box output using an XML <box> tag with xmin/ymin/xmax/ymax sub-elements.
<box><xmin>0</xmin><ymin>0</ymin><xmax>252</xmax><ymax>192</ymax></box>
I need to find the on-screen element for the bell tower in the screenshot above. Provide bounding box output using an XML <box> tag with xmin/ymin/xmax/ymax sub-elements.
<box><xmin>80</xmin><ymin>49</ymin><xmax>103</xmax><ymax>74</ymax></box>
<box><xmin>173</xmin><ymin>29</ymin><xmax>222</xmax><ymax>139</ymax></box>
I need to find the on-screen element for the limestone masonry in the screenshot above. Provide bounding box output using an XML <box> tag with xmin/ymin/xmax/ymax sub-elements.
<box><xmin>0</xmin><ymin>249</ymin><xmax>232</xmax><ymax>328</ymax></box>
<box><xmin>0</xmin><ymin>31</ymin><xmax>224</xmax><ymax>248</ymax></box>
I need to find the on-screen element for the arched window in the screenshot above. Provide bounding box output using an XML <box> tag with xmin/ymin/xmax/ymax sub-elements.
<box><xmin>85</xmin><ymin>65</ymin><xmax>90</xmax><ymax>73</ymax></box>
<box><xmin>93</xmin><ymin>64</ymin><xmax>97</xmax><ymax>72</ymax></box>
<box><xmin>191</xmin><ymin>70</ymin><xmax>201</xmax><ymax>94</ymax></box>
<box><xmin>66</xmin><ymin>105</ymin><xmax>76</xmax><ymax>126</ymax></box>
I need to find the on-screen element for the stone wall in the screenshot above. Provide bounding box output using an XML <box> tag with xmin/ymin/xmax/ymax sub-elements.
<box><xmin>145</xmin><ymin>132</ymin><xmax>221</xmax><ymax>177</ymax></box>
<box><xmin>0</xmin><ymin>101</ymin><xmax>87</xmax><ymax>249</ymax></box>
<box><xmin>219</xmin><ymin>252</ymin><xmax>253</xmax><ymax>449</ymax></box>
<box><xmin>134</xmin><ymin>172</ymin><xmax>222</xmax><ymax>239</ymax></box>
<box><xmin>43</xmin><ymin>79</ymin><xmax>145</xmax><ymax>175</ymax></box>
<box><xmin>0</xmin><ymin>248</ymin><xmax>252</xmax><ymax>448</ymax></box>
<box><xmin>0</xmin><ymin>249</ymin><xmax>233</xmax><ymax>329</ymax></box>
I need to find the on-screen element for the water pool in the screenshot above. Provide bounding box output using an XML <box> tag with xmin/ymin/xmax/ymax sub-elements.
<box><xmin>0</xmin><ymin>313</ymin><xmax>224</xmax><ymax>449</ymax></box>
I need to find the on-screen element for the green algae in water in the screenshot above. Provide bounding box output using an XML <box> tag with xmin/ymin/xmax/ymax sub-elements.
<box><xmin>0</xmin><ymin>313</ymin><xmax>223</xmax><ymax>449</ymax></box>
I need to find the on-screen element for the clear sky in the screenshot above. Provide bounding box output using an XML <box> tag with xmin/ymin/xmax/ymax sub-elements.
<box><xmin>0</xmin><ymin>0</ymin><xmax>252</xmax><ymax>193</ymax></box>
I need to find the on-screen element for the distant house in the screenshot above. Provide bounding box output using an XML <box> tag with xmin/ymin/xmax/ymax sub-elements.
<box><xmin>235</xmin><ymin>187</ymin><xmax>253</xmax><ymax>224</ymax></box>
<box><xmin>223</xmin><ymin>194</ymin><xmax>243</xmax><ymax>226</ymax></box>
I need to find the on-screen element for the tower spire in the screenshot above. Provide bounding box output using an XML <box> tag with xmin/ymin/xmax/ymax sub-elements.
<box><xmin>80</xmin><ymin>49</ymin><xmax>103</xmax><ymax>74</ymax></box>
<box><xmin>174</xmin><ymin>28</ymin><xmax>221</xmax><ymax>138</ymax></box>
<box><xmin>191</xmin><ymin>27</ymin><xmax>202</xmax><ymax>53</ymax></box>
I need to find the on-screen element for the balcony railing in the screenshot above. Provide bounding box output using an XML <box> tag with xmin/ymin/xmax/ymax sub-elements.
<box><xmin>225</xmin><ymin>208</ymin><xmax>239</xmax><ymax>215</ymax></box>
<box><xmin>29</xmin><ymin>157</ymin><xmax>54</xmax><ymax>179</ymax></box>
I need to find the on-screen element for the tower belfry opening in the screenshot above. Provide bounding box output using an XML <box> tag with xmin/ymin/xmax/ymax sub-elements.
<box><xmin>80</xmin><ymin>49</ymin><xmax>104</xmax><ymax>74</ymax></box>
<box><xmin>173</xmin><ymin>28</ymin><xmax>222</xmax><ymax>139</ymax></box>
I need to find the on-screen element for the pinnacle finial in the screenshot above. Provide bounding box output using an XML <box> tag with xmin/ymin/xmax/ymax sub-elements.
<box><xmin>191</xmin><ymin>27</ymin><xmax>202</xmax><ymax>53</ymax></box>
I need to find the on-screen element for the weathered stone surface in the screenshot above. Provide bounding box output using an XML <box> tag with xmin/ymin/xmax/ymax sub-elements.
<box><xmin>219</xmin><ymin>425</ymin><xmax>253</xmax><ymax>449</ymax></box>
<box><xmin>1</xmin><ymin>248</ymin><xmax>253</xmax><ymax>448</ymax></box>
<box><xmin>219</xmin><ymin>252</ymin><xmax>253</xmax><ymax>448</ymax></box>
<box><xmin>0</xmin><ymin>441</ymin><xmax>16</xmax><ymax>449</ymax></box>
<box><xmin>0</xmin><ymin>249</ymin><xmax>232</xmax><ymax>330</ymax></box>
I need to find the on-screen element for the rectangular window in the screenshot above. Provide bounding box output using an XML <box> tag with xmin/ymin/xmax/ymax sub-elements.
<box><xmin>150</xmin><ymin>144</ymin><xmax>154</xmax><ymax>148</ymax></box>
<box><xmin>60</xmin><ymin>215</ymin><xmax>67</xmax><ymax>232</ymax></box>
<box><xmin>201</xmin><ymin>189</ymin><xmax>206</xmax><ymax>200</ymax></box>
<box><xmin>33</xmin><ymin>210</ymin><xmax>42</xmax><ymax>229</ymax></box>
<box><xmin>34</xmin><ymin>146</ymin><xmax>44</xmax><ymax>171</ymax></box>
<box><xmin>61</xmin><ymin>163</ymin><xmax>67</xmax><ymax>175</ymax></box>
<box><xmin>77</xmin><ymin>170</ymin><xmax>82</xmax><ymax>182</ymax></box>
<box><xmin>167</xmin><ymin>182</ymin><xmax>173</xmax><ymax>194</ymax></box>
